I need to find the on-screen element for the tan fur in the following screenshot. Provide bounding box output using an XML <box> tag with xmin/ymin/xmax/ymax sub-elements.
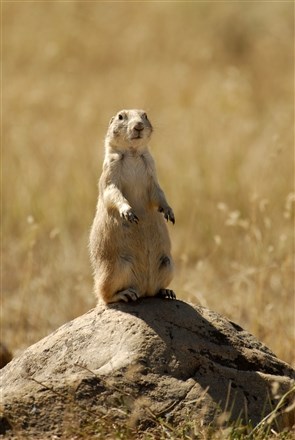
<box><xmin>89</xmin><ymin>109</ymin><xmax>175</xmax><ymax>303</ymax></box>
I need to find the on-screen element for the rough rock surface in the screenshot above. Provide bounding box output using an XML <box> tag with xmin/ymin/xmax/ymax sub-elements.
<box><xmin>0</xmin><ymin>299</ymin><xmax>294</xmax><ymax>438</ymax></box>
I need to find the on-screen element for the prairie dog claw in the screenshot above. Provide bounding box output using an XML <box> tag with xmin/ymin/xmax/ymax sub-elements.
<box><xmin>157</xmin><ymin>289</ymin><xmax>176</xmax><ymax>300</ymax></box>
<box><xmin>158</xmin><ymin>206</ymin><xmax>175</xmax><ymax>224</ymax></box>
<box><xmin>122</xmin><ymin>209</ymin><xmax>139</xmax><ymax>224</ymax></box>
<box><xmin>112</xmin><ymin>288</ymin><xmax>139</xmax><ymax>303</ymax></box>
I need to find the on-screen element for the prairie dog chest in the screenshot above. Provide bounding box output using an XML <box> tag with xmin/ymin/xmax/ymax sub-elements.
<box><xmin>121</xmin><ymin>154</ymin><xmax>150</xmax><ymax>203</ymax></box>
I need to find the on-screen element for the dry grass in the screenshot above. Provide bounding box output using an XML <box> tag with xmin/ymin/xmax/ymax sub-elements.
<box><xmin>2</xmin><ymin>0</ymin><xmax>294</xmax><ymax>427</ymax></box>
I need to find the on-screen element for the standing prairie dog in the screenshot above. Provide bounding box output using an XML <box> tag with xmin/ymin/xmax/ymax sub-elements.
<box><xmin>89</xmin><ymin>109</ymin><xmax>175</xmax><ymax>304</ymax></box>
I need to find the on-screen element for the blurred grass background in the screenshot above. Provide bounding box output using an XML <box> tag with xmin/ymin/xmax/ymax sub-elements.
<box><xmin>2</xmin><ymin>2</ymin><xmax>294</xmax><ymax>366</ymax></box>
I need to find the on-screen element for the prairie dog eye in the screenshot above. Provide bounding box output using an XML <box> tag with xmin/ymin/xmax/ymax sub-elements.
<box><xmin>118</xmin><ymin>113</ymin><xmax>124</xmax><ymax>121</ymax></box>
<box><xmin>142</xmin><ymin>112</ymin><xmax>147</xmax><ymax>119</ymax></box>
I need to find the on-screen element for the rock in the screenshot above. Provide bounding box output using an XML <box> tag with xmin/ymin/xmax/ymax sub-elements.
<box><xmin>0</xmin><ymin>299</ymin><xmax>294</xmax><ymax>438</ymax></box>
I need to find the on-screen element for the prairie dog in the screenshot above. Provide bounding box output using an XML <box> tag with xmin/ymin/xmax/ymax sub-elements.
<box><xmin>89</xmin><ymin>109</ymin><xmax>175</xmax><ymax>304</ymax></box>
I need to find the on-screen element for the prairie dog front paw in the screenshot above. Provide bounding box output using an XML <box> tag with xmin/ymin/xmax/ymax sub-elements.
<box><xmin>121</xmin><ymin>208</ymin><xmax>139</xmax><ymax>224</ymax></box>
<box><xmin>158</xmin><ymin>206</ymin><xmax>175</xmax><ymax>224</ymax></box>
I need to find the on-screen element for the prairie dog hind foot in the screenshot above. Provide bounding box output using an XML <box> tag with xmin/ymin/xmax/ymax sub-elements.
<box><xmin>109</xmin><ymin>288</ymin><xmax>140</xmax><ymax>303</ymax></box>
<box><xmin>107</xmin><ymin>288</ymin><xmax>176</xmax><ymax>304</ymax></box>
<box><xmin>156</xmin><ymin>289</ymin><xmax>176</xmax><ymax>300</ymax></box>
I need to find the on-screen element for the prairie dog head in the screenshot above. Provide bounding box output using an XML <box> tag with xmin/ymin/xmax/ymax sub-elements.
<box><xmin>106</xmin><ymin>109</ymin><xmax>153</xmax><ymax>152</ymax></box>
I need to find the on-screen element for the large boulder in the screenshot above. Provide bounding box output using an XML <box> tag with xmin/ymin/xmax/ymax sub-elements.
<box><xmin>0</xmin><ymin>299</ymin><xmax>294</xmax><ymax>438</ymax></box>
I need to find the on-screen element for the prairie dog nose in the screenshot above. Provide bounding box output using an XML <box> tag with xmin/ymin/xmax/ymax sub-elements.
<box><xmin>133</xmin><ymin>121</ymin><xmax>144</xmax><ymax>131</ymax></box>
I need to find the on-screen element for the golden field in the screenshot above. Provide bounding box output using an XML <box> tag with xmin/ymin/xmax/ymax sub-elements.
<box><xmin>2</xmin><ymin>0</ymin><xmax>294</xmax><ymax>395</ymax></box>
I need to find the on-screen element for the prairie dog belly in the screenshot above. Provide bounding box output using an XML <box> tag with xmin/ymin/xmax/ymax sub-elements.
<box><xmin>114</xmin><ymin>210</ymin><xmax>173</xmax><ymax>295</ymax></box>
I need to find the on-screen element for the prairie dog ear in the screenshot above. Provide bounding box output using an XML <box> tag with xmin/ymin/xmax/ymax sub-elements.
<box><xmin>109</xmin><ymin>116</ymin><xmax>115</xmax><ymax>126</ymax></box>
